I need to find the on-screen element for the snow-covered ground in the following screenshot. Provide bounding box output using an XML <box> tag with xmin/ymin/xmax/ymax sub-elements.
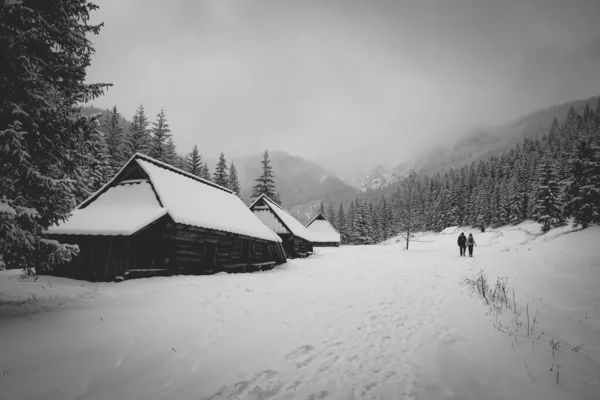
<box><xmin>1</xmin><ymin>222</ymin><xmax>599</xmax><ymax>400</ymax></box>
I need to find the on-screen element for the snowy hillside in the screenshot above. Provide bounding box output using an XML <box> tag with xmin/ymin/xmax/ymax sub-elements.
<box><xmin>230</xmin><ymin>151</ymin><xmax>358</xmax><ymax>222</ymax></box>
<box><xmin>351</xmin><ymin>164</ymin><xmax>412</xmax><ymax>192</ymax></box>
<box><xmin>1</xmin><ymin>224</ymin><xmax>599</xmax><ymax>400</ymax></box>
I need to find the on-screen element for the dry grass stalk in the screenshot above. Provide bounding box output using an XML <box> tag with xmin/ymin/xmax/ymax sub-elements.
<box><xmin>524</xmin><ymin>361</ymin><xmax>534</xmax><ymax>380</ymax></box>
<box><xmin>571</xmin><ymin>344</ymin><xmax>584</xmax><ymax>352</ymax></box>
<box><xmin>549</xmin><ymin>337</ymin><xmax>560</xmax><ymax>358</ymax></box>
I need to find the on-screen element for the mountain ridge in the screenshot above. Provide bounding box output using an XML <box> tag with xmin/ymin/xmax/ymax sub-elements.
<box><xmin>351</xmin><ymin>94</ymin><xmax>600</xmax><ymax>197</ymax></box>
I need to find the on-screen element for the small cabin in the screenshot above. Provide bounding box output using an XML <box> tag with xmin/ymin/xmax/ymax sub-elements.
<box><xmin>249</xmin><ymin>194</ymin><xmax>314</xmax><ymax>258</ymax></box>
<box><xmin>46</xmin><ymin>153</ymin><xmax>286</xmax><ymax>281</ymax></box>
<box><xmin>306</xmin><ymin>212</ymin><xmax>341</xmax><ymax>247</ymax></box>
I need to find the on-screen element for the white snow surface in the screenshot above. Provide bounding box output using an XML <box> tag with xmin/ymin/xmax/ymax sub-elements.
<box><xmin>1</xmin><ymin>223</ymin><xmax>599</xmax><ymax>400</ymax></box>
<box><xmin>306</xmin><ymin>219</ymin><xmax>341</xmax><ymax>243</ymax></box>
<box><xmin>46</xmin><ymin>181</ymin><xmax>167</xmax><ymax>236</ymax></box>
<box><xmin>0</xmin><ymin>200</ymin><xmax>17</xmax><ymax>216</ymax></box>
<box><xmin>254</xmin><ymin>195</ymin><xmax>315</xmax><ymax>242</ymax></box>
<box><xmin>136</xmin><ymin>160</ymin><xmax>281</xmax><ymax>243</ymax></box>
<box><xmin>440</xmin><ymin>225</ymin><xmax>461</xmax><ymax>235</ymax></box>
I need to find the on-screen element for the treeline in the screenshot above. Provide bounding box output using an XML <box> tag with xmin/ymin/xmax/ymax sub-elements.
<box><xmin>92</xmin><ymin>105</ymin><xmax>282</xmax><ymax>204</ymax></box>
<box><xmin>322</xmin><ymin>102</ymin><xmax>600</xmax><ymax>244</ymax></box>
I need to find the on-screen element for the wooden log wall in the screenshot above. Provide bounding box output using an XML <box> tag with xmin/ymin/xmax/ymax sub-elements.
<box><xmin>48</xmin><ymin>221</ymin><xmax>286</xmax><ymax>281</ymax></box>
<box><xmin>163</xmin><ymin>222</ymin><xmax>284</xmax><ymax>273</ymax></box>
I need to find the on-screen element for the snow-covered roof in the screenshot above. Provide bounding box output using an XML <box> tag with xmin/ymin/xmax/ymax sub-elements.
<box><xmin>47</xmin><ymin>180</ymin><xmax>167</xmax><ymax>236</ymax></box>
<box><xmin>249</xmin><ymin>195</ymin><xmax>315</xmax><ymax>242</ymax></box>
<box><xmin>306</xmin><ymin>212</ymin><xmax>341</xmax><ymax>243</ymax></box>
<box><xmin>48</xmin><ymin>154</ymin><xmax>281</xmax><ymax>243</ymax></box>
<box><xmin>253</xmin><ymin>210</ymin><xmax>291</xmax><ymax>235</ymax></box>
<box><xmin>136</xmin><ymin>158</ymin><xmax>280</xmax><ymax>242</ymax></box>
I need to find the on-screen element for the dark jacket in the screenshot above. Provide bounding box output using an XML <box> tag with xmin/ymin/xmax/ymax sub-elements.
<box><xmin>467</xmin><ymin>236</ymin><xmax>476</xmax><ymax>246</ymax></box>
<box><xmin>457</xmin><ymin>234</ymin><xmax>466</xmax><ymax>246</ymax></box>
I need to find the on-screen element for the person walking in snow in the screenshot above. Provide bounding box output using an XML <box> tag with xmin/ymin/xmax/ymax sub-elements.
<box><xmin>457</xmin><ymin>232</ymin><xmax>467</xmax><ymax>256</ymax></box>
<box><xmin>467</xmin><ymin>233</ymin><xmax>477</xmax><ymax>257</ymax></box>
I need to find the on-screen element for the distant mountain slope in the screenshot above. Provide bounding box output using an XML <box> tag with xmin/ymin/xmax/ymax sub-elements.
<box><xmin>351</xmin><ymin>94</ymin><xmax>600</xmax><ymax>197</ymax></box>
<box><xmin>413</xmin><ymin>95</ymin><xmax>600</xmax><ymax>175</ymax></box>
<box><xmin>233</xmin><ymin>151</ymin><xmax>358</xmax><ymax>224</ymax></box>
<box><xmin>351</xmin><ymin>163</ymin><xmax>412</xmax><ymax>193</ymax></box>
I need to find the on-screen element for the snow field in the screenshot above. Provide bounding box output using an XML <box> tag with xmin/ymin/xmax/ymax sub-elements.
<box><xmin>0</xmin><ymin>222</ymin><xmax>599</xmax><ymax>400</ymax></box>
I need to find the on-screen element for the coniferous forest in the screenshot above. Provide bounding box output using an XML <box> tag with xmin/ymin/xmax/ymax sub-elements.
<box><xmin>323</xmin><ymin>104</ymin><xmax>600</xmax><ymax>245</ymax></box>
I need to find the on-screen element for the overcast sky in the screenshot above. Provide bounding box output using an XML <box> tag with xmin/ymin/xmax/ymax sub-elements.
<box><xmin>86</xmin><ymin>0</ymin><xmax>600</xmax><ymax>177</ymax></box>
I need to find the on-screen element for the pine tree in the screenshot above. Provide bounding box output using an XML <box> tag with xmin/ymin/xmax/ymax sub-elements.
<box><xmin>336</xmin><ymin>203</ymin><xmax>346</xmax><ymax>244</ymax></box>
<box><xmin>0</xmin><ymin>0</ymin><xmax>110</xmax><ymax>271</ymax></box>
<box><xmin>125</xmin><ymin>104</ymin><xmax>151</xmax><ymax>157</ymax></box>
<box><xmin>228</xmin><ymin>162</ymin><xmax>242</xmax><ymax>197</ymax></box>
<box><xmin>149</xmin><ymin>109</ymin><xmax>171</xmax><ymax>162</ymax></box>
<box><xmin>213</xmin><ymin>152</ymin><xmax>229</xmax><ymax>187</ymax></box>
<box><xmin>102</xmin><ymin>105</ymin><xmax>124</xmax><ymax>176</ymax></box>
<box><xmin>202</xmin><ymin>161</ymin><xmax>212</xmax><ymax>181</ymax></box>
<box><xmin>565</xmin><ymin>136</ymin><xmax>600</xmax><ymax>228</ymax></box>
<box><xmin>319</xmin><ymin>201</ymin><xmax>325</xmax><ymax>215</ymax></box>
<box><xmin>327</xmin><ymin>202</ymin><xmax>336</xmax><ymax>228</ymax></box>
<box><xmin>368</xmin><ymin>201</ymin><xmax>380</xmax><ymax>243</ymax></box>
<box><xmin>346</xmin><ymin>200</ymin><xmax>356</xmax><ymax>244</ymax></box>
<box><xmin>71</xmin><ymin>117</ymin><xmax>111</xmax><ymax>204</ymax></box>
<box><xmin>352</xmin><ymin>200</ymin><xmax>371</xmax><ymax>244</ymax></box>
<box><xmin>532</xmin><ymin>158</ymin><xmax>564</xmax><ymax>232</ymax></box>
<box><xmin>379</xmin><ymin>197</ymin><xmax>393</xmax><ymax>240</ymax></box>
<box><xmin>251</xmin><ymin>150</ymin><xmax>280</xmax><ymax>204</ymax></box>
<box><xmin>163</xmin><ymin>137</ymin><xmax>178</xmax><ymax>167</ymax></box>
<box><xmin>186</xmin><ymin>145</ymin><xmax>203</xmax><ymax>176</ymax></box>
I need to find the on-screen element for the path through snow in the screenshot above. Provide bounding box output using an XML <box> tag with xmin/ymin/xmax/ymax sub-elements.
<box><xmin>1</xmin><ymin>223</ymin><xmax>599</xmax><ymax>400</ymax></box>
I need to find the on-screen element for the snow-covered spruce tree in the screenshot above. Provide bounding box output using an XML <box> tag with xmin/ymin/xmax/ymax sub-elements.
<box><xmin>124</xmin><ymin>104</ymin><xmax>150</xmax><ymax>157</ymax></box>
<box><xmin>0</xmin><ymin>0</ymin><xmax>110</xmax><ymax>271</ymax></box>
<box><xmin>228</xmin><ymin>162</ymin><xmax>242</xmax><ymax>198</ymax></box>
<box><xmin>352</xmin><ymin>200</ymin><xmax>370</xmax><ymax>245</ymax></box>
<box><xmin>213</xmin><ymin>152</ymin><xmax>229</xmax><ymax>187</ymax></box>
<box><xmin>498</xmin><ymin>178</ymin><xmax>512</xmax><ymax>225</ymax></box>
<box><xmin>149</xmin><ymin>109</ymin><xmax>171</xmax><ymax>163</ymax></box>
<box><xmin>251</xmin><ymin>150</ymin><xmax>280</xmax><ymax>204</ymax></box>
<box><xmin>345</xmin><ymin>200</ymin><xmax>356</xmax><ymax>244</ymax></box>
<box><xmin>185</xmin><ymin>145</ymin><xmax>203</xmax><ymax>176</ymax></box>
<box><xmin>70</xmin><ymin>116</ymin><xmax>111</xmax><ymax>204</ymax></box>
<box><xmin>368</xmin><ymin>201</ymin><xmax>381</xmax><ymax>243</ymax></box>
<box><xmin>319</xmin><ymin>201</ymin><xmax>325</xmax><ymax>215</ymax></box>
<box><xmin>327</xmin><ymin>202</ymin><xmax>336</xmax><ymax>229</ymax></box>
<box><xmin>378</xmin><ymin>196</ymin><xmax>393</xmax><ymax>240</ymax></box>
<box><xmin>565</xmin><ymin>135</ymin><xmax>600</xmax><ymax>228</ymax></box>
<box><xmin>102</xmin><ymin>105</ymin><xmax>124</xmax><ymax>176</ymax></box>
<box><xmin>532</xmin><ymin>157</ymin><xmax>564</xmax><ymax>232</ymax></box>
<box><xmin>336</xmin><ymin>203</ymin><xmax>346</xmax><ymax>243</ymax></box>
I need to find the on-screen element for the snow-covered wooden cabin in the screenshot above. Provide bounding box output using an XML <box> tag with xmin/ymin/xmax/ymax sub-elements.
<box><xmin>306</xmin><ymin>212</ymin><xmax>341</xmax><ymax>247</ymax></box>
<box><xmin>249</xmin><ymin>194</ymin><xmax>314</xmax><ymax>258</ymax></box>
<box><xmin>46</xmin><ymin>153</ymin><xmax>286</xmax><ymax>281</ymax></box>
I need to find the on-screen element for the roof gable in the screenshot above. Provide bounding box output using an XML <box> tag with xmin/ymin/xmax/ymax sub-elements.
<box><xmin>306</xmin><ymin>212</ymin><xmax>340</xmax><ymax>243</ymax></box>
<box><xmin>48</xmin><ymin>180</ymin><xmax>168</xmax><ymax>236</ymax></box>
<box><xmin>78</xmin><ymin>153</ymin><xmax>232</xmax><ymax>210</ymax></box>
<box><xmin>249</xmin><ymin>194</ymin><xmax>314</xmax><ymax>242</ymax></box>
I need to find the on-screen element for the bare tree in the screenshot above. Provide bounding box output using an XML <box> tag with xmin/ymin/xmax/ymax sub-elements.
<box><xmin>398</xmin><ymin>169</ymin><xmax>418</xmax><ymax>250</ymax></box>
